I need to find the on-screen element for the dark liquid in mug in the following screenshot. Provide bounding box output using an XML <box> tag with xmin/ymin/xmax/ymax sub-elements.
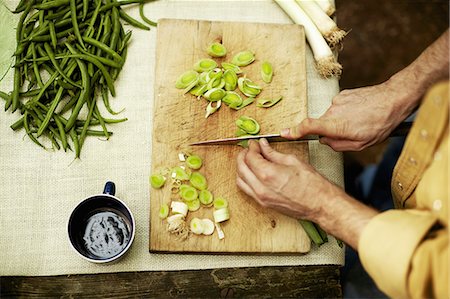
<box><xmin>83</xmin><ymin>211</ymin><xmax>130</xmax><ymax>259</ymax></box>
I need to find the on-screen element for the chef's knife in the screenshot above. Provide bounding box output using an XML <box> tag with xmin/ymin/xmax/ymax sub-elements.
<box><xmin>189</xmin><ymin>121</ymin><xmax>413</xmax><ymax>146</ymax></box>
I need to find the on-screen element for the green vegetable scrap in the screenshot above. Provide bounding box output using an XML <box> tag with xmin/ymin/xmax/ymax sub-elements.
<box><xmin>1</xmin><ymin>0</ymin><xmax>157</xmax><ymax>158</ymax></box>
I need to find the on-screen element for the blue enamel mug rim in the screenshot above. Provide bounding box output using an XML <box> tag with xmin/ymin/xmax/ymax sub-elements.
<box><xmin>67</xmin><ymin>181</ymin><xmax>136</xmax><ymax>264</ymax></box>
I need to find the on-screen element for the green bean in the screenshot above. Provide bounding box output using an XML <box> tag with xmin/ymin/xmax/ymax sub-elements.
<box><xmin>0</xmin><ymin>91</ymin><xmax>11</xmax><ymax>102</ymax></box>
<box><xmin>117</xmin><ymin>7</ymin><xmax>150</xmax><ymax>30</ymax></box>
<box><xmin>84</xmin><ymin>0</ymin><xmax>102</xmax><ymax>38</ymax></box>
<box><xmin>79</xmin><ymin>95</ymin><xmax>96</xmax><ymax>148</ymax></box>
<box><xmin>82</xmin><ymin>0</ymin><xmax>89</xmax><ymax>20</ymax></box>
<box><xmin>10</xmin><ymin>63</ymin><xmax>21</xmax><ymax>112</ymax></box>
<box><xmin>99</xmin><ymin>0</ymin><xmax>147</xmax><ymax>12</ymax></box>
<box><xmin>64</xmin><ymin>43</ymin><xmax>90</xmax><ymax>132</ymax></box>
<box><xmin>30</xmin><ymin>44</ymin><xmax>44</xmax><ymax>89</ymax></box>
<box><xmin>49</xmin><ymin>21</ymin><xmax>58</xmax><ymax>48</ymax></box>
<box><xmin>82</xmin><ymin>36</ymin><xmax>123</xmax><ymax>63</ymax></box>
<box><xmin>54</xmin><ymin>115</ymin><xmax>69</xmax><ymax>151</ymax></box>
<box><xmin>139</xmin><ymin>3</ymin><xmax>157</xmax><ymax>27</ymax></box>
<box><xmin>27</xmin><ymin>67</ymin><xmax>59</xmax><ymax>106</ymax></box>
<box><xmin>34</xmin><ymin>0</ymin><xmax>70</xmax><ymax>10</ymax></box>
<box><xmin>23</xmin><ymin>112</ymin><xmax>45</xmax><ymax>148</ymax></box>
<box><xmin>50</xmin><ymin>132</ymin><xmax>61</xmax><ymax>150</ymax></box>
<box><xmin>36</xmin><ymin>87</ymin><xmax>64</xmax><ymax>137</ymax></box>
<box><xmin>94</xmin><ymin>104</ymin><xmax>111</xmax><ymax>139</ymax></box>
<box><xmin>75</xmin><ymin>128</ymin><xmax>113</xmax><ymax>137</ymax></box>
<box><xmin>59</xmin><ymin>90</ymin><xmax>81</xmax><ymax>114</ymax></box>
<box><xmin>69</xmin><ymin>128</ymin><xmax>80</xmax><ymax>158</ymax></box>
<box><xmin>69</xmin><ymin>0</ymin><xmax>86</xmax><ymax>50</ymax></box>
<box><xmin>13</xmin><ymin>0</ymin><xmax>28</xmax><ymax>13</ymax></box>
<box><xmin>110</xmin><ymin>7</ymin><xmax>120</xmax><ymax>52</ymax></box>
<box><xmin>101</xmin><ymin>86</ymin><xmax>122</xmax><ymax>115</ymax></box>
<box><xmin>70</xmin><ymin>48</ymin><xmax>122</xmax><ymax>68</ymax></box>
<box><xmin>119</xmin><ymin>31</ymin><xmax>132</xmax><ymax>53</ymax></box>
<box><xmin>43</xmin><ymin>43</ymin><xmax>82</xmax><ymax>89</ymax></box>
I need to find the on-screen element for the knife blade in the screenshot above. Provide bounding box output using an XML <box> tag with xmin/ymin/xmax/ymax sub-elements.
<box><xmin>189</xmin><ymin>134</ymin><xmax>320</xmax><ymax>146</ymax></box>
<box><xmin>189</xmin><ymin>121</ymin><xmax>413</xmax><ymax>146</ymax></box>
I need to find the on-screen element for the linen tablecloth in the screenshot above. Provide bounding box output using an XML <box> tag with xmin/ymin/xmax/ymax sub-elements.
<box><xmin>0</xmin><ymin>0</ymin><xmax>344</xmax><ymax>276</ymax></box>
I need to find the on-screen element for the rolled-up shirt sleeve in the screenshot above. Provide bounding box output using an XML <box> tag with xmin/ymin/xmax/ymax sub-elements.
<box><xmin>359</xmin><ymin>209</ymin><xmax>448</xmax><ymax>298</ymax></box>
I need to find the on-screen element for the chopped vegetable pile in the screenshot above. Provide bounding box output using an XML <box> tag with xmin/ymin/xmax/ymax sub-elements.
<box><xmin>151</xmin><ymin>152</ymin><xmax>230</xmax><ymax>240</ymax></box>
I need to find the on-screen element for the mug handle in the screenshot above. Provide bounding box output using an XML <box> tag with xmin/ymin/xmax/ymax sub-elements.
<box><xmin>103</xmin><ymin>181</ymin><xmax>116</xmax><ymax>196</ymax></box>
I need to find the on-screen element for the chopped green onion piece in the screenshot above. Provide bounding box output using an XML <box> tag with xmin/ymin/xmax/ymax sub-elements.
<box><xmin>236</xmin><ymin>116</ymin><xmax>260</xmax><ymax>135</ymax></box>
<box><xmin>203</xmin><ymin>88</ymin><xmax>225</xmax><ymax>102</ymax></box>
<box><xmin>187</xmin><ymin>198</ymin><xmax>201</xmax><ymax>212</ymax></box>
<box><xmin>159</xmin><ymin>203</ymin><xmax>169</xmax><ymax>219</ymax></box>
<box><xmin>190</xmin><ymin>84</ymin><xmax>208</xmax><ymax>96</ymax></box>
<box><xmin>235</xmin><ymin>128</ymin><xmax>248</xmax><ymax>137</ymax></box>
<box><xmin>171</xmin><ymin>201</ymin><xmax>189</xmax><ymax>217</ymax></box>
<box><xmin>237</xmin><ymin>140</ymin><xmax>250</xmax><ymax>148</ymax></box>
<box><xmin>222</xmin><ymin>91</ymin><xmax>243</xmax><ymax>108</ymax></box>
<box><xmin>207</xmin><ymin>42</ymin><xmax>227</xmax><ymax>57</ymax></box>
<box><xmin>223</xmin><ymin>69</ymin><xmax>238</xmax><ymax>91</ymax></box>
<box><xmin>233</xmin><ymin>97</ymin><xmax>255</xmax><ymax>110</ymax></box>
<box><xmin>201</xmin><ymin>218</ymin><xmax>215</xmax><ymax>235</ymax></box>
<box><xmin>237</xmin><ymin>77</ymin><xmax>261</xmax><ymax>97</ymax></box>
<box><xmin>190</xmin><ymin>172</ymin><xmax>208</xmax><ymax>190</ymax></box>
<box><xmin>186</xmin><ymin>155</ymin><xmax>203</xmax><ymax>170</ymax></box>
<box><xmin>193</xmin><ymin>58</ymin><xmax>217</xmax><ymax>72</ymax></box>
<box><xmin>261</xmin><ymin>61</ymin><xmax>273</xmax><ymax>83</ymax></box>
<box><xmin>205</xmin><ymin>100</ymin><xmax>222</xmax><ymax>118</ymax></box>
<box><xmin>180</xmin><ymin>184</ymin><xmax>191</xmax><ymax>193</ymax></box>
<box><xmin>213</xmin><ymin>207</ymin><xmax>230</xmax><ymax>223</ymax></box>
<box><xmin>231</xmin><ymin>50</ymin><xmax>255</xmax><ymax>66</ymax></box>
<box><xmin>199</xmin><ymin>71</ymin><xmax>209</xmax><ymax>85</ymax></box>
<box><xmin>150</xmin><ymin>174</ymin><xmax>166</xmax><ymax>189</ymax></box>
<box><xmin>171</xmin><ymin>166</ymin><xmax>190</xmax><ymax>181</ymax></box>
<box><xmin>213</xmin><ymin>197</ymin><xmax>228</xmax><ymax>209</ymax></box>
<box><xmin>180</xmin><ymin>185</ymin><xmax>198</xmax><ymax>201</ymax></box>
<box><xmin>221</xmin><ymin>62</ymin><xmax>242</xmax><ymax>74</ymax></box>
<box><xmin>175</xmin><ymin>70</ymin><xmax>199</xmax><ymax>89</ymax></box>
<box><xmin>199</xmin><ymin>189</ymin><xmax>214</xmax><ymax>205</ymax></box>
<box><xmin>256</xmin><ymin>96</ymin><xmax>283</xmax><ymax>108</ymax></box>
<box><xmin>190</xmin><ymin>217</ymin><xmax>204</xmax><ymax>234</ymax></box>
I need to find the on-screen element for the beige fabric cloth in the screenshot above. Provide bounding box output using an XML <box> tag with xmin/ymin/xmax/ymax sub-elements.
<box><xmin>0</xmin><ymin>0</ymin><xmax>344</xmax><ymax>276</ymax></box>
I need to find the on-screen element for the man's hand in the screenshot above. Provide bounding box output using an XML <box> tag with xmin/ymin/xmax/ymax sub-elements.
<box><xmin>236</xmin><ymin>138</ymin><xmax>378</xmax><ymax>249</ymax></box>
<box><xmin>281</xmin><ymin>82</ymin><xmax>412</xmax><ymax>151</ymax></box>
<box><xmin>236</xmin><ymin>138</ymin><xmax>339</xmax><ymax>220</ymax></box>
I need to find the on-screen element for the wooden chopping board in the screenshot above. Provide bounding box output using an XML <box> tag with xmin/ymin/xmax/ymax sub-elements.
<box><xmin>150</xmin><ymin>19</ymin><xmax>310</xmax><ymax>254</ymax></box>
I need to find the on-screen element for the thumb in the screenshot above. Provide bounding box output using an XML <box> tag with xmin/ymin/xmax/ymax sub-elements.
<box><xmin>281</xmin><ymin>118</ymin><xmax>343</xmax><ymax>139</ymax></box>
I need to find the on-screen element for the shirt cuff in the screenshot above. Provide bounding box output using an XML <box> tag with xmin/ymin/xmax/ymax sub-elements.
<box><xmin>358</xmin><ymin>209</ymin><xmax>438</xmax><ymax>298</ymax></box>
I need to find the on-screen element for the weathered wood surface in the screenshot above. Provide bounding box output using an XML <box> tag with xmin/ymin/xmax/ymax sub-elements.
<box><xmin>150</xmin><ymin>19</ymin><xmax>309</xmax><ymax>254</ymax></box>
<box><xmin>0</xmin><ymin>266</ymin><xmax>342</xmax><ymax>298</ymax></box>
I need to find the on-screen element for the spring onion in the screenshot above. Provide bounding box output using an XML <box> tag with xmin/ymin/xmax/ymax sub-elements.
<box><xmin>159</xmin><ymin>203</ymin><xmax>169</xmax><ymax>219</ymax></box>
<box><xmin>175</xmin><ymin>70</ymin><xmax>199</xmax><ymax>89</ymax></box>
<box><xmin>207</xmin><ymin>42</ymin><xmax>227</xmax><ymax>57</ymax></box>
<box><xmin>190</xmin><ymin>217</ymin><xmax>204</xmax><ymax>234</ymax></box>
<box><xmin>205</xmin><ymin>100</ymin><xmax>222</xmax><ymax>118</ymax></box>
<box><xmin>171</xmin><ymin>166</ymin><xmax>190</xmax><ymax>181</ymax></box>
<box><xmin>180</xmin><ymin>185</ymin><xmax>198</xmax><ymax>201</ymax></box>
<box><xmin>215</xmin><ymin>223</ymin><xmax>225</xmax><ymax>239</ymax></box>
<box><xmin>236</xmin><ymin>116</ymin><xmax>260</xmax><ymax>135</ymax></box>
<box><xmin>213</xmin><ymin>207</ymin><xmax>230</xmax><ymax>223</ymax></box>
<box><xmin>221</xmin><ymin>62</ymin><xmax>243</xmax><ymax>74</ymax></box>
<box><xmin>223</xmin><ymin>69</ymin><xmax>238</xmax><ymax>91</ymax></box>
<box><xmin>193</xmin><ymin>58</ymin><xmax>217</xmax><ymax>72</ymax></box>
<box><xmin>190</xmin><ymin>84</ymin><xmax>208</xmax><ymax>97</ymax></box>
<box><xmin>201</xmin><ymin>219</ymin><xmax>215</xmax><ymax>235</ymax></box>
<box><xmin>203</xmin><ymin>88</ymin><xmax>225</xmax><ymax>102</ymax></box>
<box><xmin>232</xmin><ymin>97</ymin><xmax>255</xmax><ymax>111</ymax></box>
<box><xmin>231</xmin><ymin>50</ymin><xmax>255</xmax><ymax>66</ymax></box>
<box><xmin>150</xmin><ymin>174</ymin><xmax>166</xmax><ymax>189</ymax></box>
<box><xmin>261</xmin><ymin>61</ymin><xmax>273</xmax><ymax>83</ymax></box>
<box><xmin>199</xmin><ymin>189</ymin><xmax>214</xmax><ymax>205</ymax></box>
<box><xmin>190</xmin><ymin>172</ymin><xmax>208</xmax><ymax>190</ymax></box>
<box><xmin>187</xmin><ymin>198</ymin><xmax>201</xmax><ymax>212</ymax></box>
<box><xmin>186</xmin><ymin>155</ymin><xmax>203</xmax><ymax>170</ymax></box>
<box><xmin>314</xmin><ymin>0</ymin><xmax>335</xmax><ymax>16</ymax></box>
<box><xmin>171</xmin><ymin>201</ymin><xmax>189</xmax><ymax>217</ymax></box>
<box><xmin>296</xmin><ymin>0</ymin><xmax>346</xmax><ymax>48</ymax></box>
<box><xmin>275</xmin><ymin>0</ymin><xmax>342</xmax><ymax>78</ymax></box>
<box><xmin>256</xmin><ymin>96</ymin><xmax>283</xmax><ymax>108</ymax></box>
<box><xmin>237</xmin><ymin>77</ymin><xmax>262</xmax><ymax>97</ymax></box>
<box><xmin>213</xmin><ymin>197</ymin><xmax>228</xmax><ymax>209</ymax></box>
<box><xmin>222</xmin><ymin>91</ymin><xmax>243</xmax><ymax>108</ymax></box>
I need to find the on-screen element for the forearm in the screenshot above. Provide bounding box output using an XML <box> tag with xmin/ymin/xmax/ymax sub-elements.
<box><xmin>386</xmin><ymin>29</ymin><xmax>449</xmax><ymax>118</ymax></box>
<box><xmin>310</xmin><ymin>183</ymin><xmax>378</xmax><ymax>250</ymax></box>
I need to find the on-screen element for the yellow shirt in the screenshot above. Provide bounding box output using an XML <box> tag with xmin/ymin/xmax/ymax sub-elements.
<box><xmin>359</xmin><ymin>81</ymin><xmax>449</xmax><ymax>299</ymax></box>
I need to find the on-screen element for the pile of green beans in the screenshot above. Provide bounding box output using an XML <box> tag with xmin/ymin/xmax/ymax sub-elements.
<box><xmin>0</xmin><ymin>0</ymin><xmax>156</xmax><ymax>158</ymax></box>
